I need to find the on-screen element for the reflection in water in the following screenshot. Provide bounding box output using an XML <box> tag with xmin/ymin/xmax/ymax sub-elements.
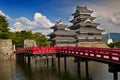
<box><xmin>0</xmin><ymin>57</ymin><xmax>119</xmax><ymax>80</ymax></box>
<box><xmin>0</xmin><ymin>60</ymin><xmax>28</xmax><ymax>80</ymax></box>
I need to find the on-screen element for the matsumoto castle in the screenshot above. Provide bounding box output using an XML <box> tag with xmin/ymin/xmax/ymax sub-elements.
<box><xmin>48</xmin><ymin>6</ymin><xmax>108</xmax><ymax>48</ymax></box>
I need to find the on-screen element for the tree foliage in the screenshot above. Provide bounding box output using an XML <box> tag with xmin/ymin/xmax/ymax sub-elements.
<box><xmin>10</xmin><ymin>31</ymin><xmax>33</xmax><ymax>45</ymax></box>
<box><xmin>0</xmin><ymin>15</ymin><xmax>10</xmax><ymax>39</ymax></box>
<box><xmin>108</xmin><ymin>41</ymin><xmax>120</xmax><ymax>48</ymax></box>
<box><xmin>0</xmin><ymin>15</ymin><xmax>9</xmax><ymax>32</ymax></box>
<box><xmin>10</xmin><ymin>31</ymin><xmax>52</xmax><ymax>47</ymax></box>
<box><xmin>33</xmin><ymin>32</ymin><xmax>52</xmax><ymax>46</ymax></box>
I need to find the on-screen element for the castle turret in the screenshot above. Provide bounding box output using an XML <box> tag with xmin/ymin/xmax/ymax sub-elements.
<box><xmin>48</xmin><ymin>21</ymin><xmax>76</xmax><ymax>46</ymax></box>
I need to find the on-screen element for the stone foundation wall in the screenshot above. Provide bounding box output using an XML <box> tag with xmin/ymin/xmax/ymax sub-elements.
<box><xmin>24</xmin><ymin>39</ymin><xmax>36</xmax><ymax>48</ymax></box>
<box><xmin>56</xmin><ymin>42</ymin><xmax>108</xmax><ymax>48</ymax></box>
<box><xmin>56</xmin><ymin>43</ymin><xmax>76</xmax><ymax>46</ymax></box>
<box><xmin>78</xmin><ymin>42</ymin><xmax>109</xmax><ymax>48</ymax></box>
<box><xmin>0</xmin><ymin>39</ymin><xmax>15</xmax><ymax>60</ymax></box>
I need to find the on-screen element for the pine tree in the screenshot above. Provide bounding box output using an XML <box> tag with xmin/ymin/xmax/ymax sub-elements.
<box><xmin>0</xmin><ymin>15</ymin><xmax>9</xmax><ymax>32</ymax></box>
<box><xmin>0</xmin><ymin>15</ymin><xmax>10</xmax><ymax>39</ymax></box>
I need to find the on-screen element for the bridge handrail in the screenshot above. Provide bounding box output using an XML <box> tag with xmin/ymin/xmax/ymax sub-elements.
<box><xmin>57</xmin><ymin>46</ymin><xmax>120</xmax><ymax>64</ymax></box>
<box><xmin>32</xmin><ymin>46</ymin><xmax>57</xmax><ymax>54</ymax></box>
<box><xmin>13</xmin><ymin>46</ymin><xmax>120</xmax><ymax>64</ymax></box>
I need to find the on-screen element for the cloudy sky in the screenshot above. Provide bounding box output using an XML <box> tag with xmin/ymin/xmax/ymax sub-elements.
<box><xmin>0</xmin><ymin>0</ymin><xmax>120</xmax><ymax>34</ymax></box>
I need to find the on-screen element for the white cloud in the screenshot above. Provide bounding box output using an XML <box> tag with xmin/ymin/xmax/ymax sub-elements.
<box><xmin>0</xmin><ymin>10</ymin><xmax>54</xmax><ymax>35</ymax></box>
<box><xmin>34</xmin><ymin>13</ymin><xmax>54</xmax><ymax>28</ymax></box>
<box><xmin>12</xmin><ymin>13</ymin><xmax>54</xmax><ymax>35</ymax></box>
<box><xmin>13</xmin><ymin>17</ymin><xmax>37</xmax><ymax>31</ymax></box>
<box><xmin>88</xmin><ymin>0</ymin><xmax>120</xmax><ymax>33</ymax></box>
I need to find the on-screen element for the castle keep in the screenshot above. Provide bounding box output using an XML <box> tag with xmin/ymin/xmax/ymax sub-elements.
<box><xmin>48</xmin><ymin>6</ymin><xmax>108</xmax><ymax>47</ymax></box>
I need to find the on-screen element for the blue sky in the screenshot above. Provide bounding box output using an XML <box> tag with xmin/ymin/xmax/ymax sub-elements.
<box><xmin>0</xmin><ymin>0</ymin><xmax>120</xmax><ymax>34</ymax></box>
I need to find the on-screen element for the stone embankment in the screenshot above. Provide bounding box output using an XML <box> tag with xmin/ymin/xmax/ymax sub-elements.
<box><xmin>0</xmin><ymin>39</ymin><xmax>36</xmax><ymax>60</ymax></box>
<box><xmin>0</xmin><ymin>39</ymin><xmax>16</xmax><ymax>59</ymax></box>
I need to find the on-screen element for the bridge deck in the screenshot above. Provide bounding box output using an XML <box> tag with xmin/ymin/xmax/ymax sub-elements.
<box><xmin>14</xmin><ymin>46</ymin><xmax>120</xmax><ymax>64</ymax></box>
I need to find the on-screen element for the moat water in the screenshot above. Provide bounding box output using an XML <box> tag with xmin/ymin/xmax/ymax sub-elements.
<box><xmin>0</xmin><ymin>57</ymin><xmax>120</xmax><ymax>80</ymax></box>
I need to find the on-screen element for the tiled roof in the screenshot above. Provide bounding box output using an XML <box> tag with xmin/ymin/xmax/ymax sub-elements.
<box><xmin>70</xmin><ymin>16</ymin><xmax>96</xmax><ymax>23</ymax></box>
<box><xmin>55</xmin><ymin>40</ymin><xmax>77</xmax><ymax>43</ymax></box>
<box><xmin>51</xmin><ymin>22</ymin><xmax>68</xmax><ymax>29</ymax></box>
<box><xmin>48</xmin><ymin>30</ymin><xmax>76</xmax><ymax>36</ymax></box>
<box><xmin>76</xmin><ymin>6</ymin><xmax>93</xmax><ymax>13</ymax></box>
<box><xmin>76</xmin><ymin>28</ymin><xmax>104</xmax><ymax>33</ymax></box>
<box><xmin>69</xmin><ymin>22</ymin><xmax>100</xmax><ymax>30</ymax></box>
<box><xmin>51</xmin><ymin>37</ymin><xmax>75</xmax><ymax>40</ymax></box>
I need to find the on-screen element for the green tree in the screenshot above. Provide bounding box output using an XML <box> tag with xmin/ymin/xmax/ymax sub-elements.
<box><xmin>115</xmin><ymin>41</ymin><xmax>120</xmax><ymax>48</ymax></box>
<box><xmin>33</xmin><ymin>32</ymin><xmax>52</xmax><ymax>46</ymax></box>
<box><xmin>0</xmin><ymin>15</ymin><xmax>10</xmax><ymax>39</ymax></box>
<box><xmin>107</xmin><ymin>43</ymin><xmax>115</xmax><ymax>48</ymax></box>
<box><xmin>0</xmin><ymin>15</ymin><xmax>9</xmax><ymax>32</ymax></box>
<box><xmin>20</xmin><ymin>30</ymin><xmax>34</xmax><ymax>39</ymax></box>
<box><xmin>10</xmin><ymin>30</ymin><xmax>34</xmax><ymax>47</ymax></box>
<box><xmin>108</xmin><ymin>41</ymin><xmax>120</xmax><ymax>48</ymax></box>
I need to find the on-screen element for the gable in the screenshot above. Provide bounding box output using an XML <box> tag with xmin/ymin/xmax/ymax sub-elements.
<box><xmin>84</xmin><ymin>19</ymin><xmax>93</xmax><ymax>23</ymax></box>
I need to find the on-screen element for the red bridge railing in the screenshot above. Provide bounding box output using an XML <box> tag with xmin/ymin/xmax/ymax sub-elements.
<box><xmin>13</xmin><ymin>46</ymin><xmax>120</xmax><ymax>64</ymax></box>
<box><xmin>14</xmin><ymin>46</ymin><xmax>57</xmax><ymax>54</ymax></box>
<box><xmin>32</xmin><ymin>46</ymin><xmax>57</xmax><ymax>54</ymax></box>
<box><xmin>57</xmin><ymin>46</ymin><xmax>120</xmax><ymax>64</ymax></box>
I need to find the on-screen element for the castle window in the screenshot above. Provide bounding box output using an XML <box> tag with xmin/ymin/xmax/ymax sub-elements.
<box><xmin>86</xmin><ymin>25</ymin><xmax>92</xmax><ymax>28</ymax></box>
<box><xmin>88</xmin><ymin>33</ymin><xmax>94</xmax><ymax>35</ymax></box>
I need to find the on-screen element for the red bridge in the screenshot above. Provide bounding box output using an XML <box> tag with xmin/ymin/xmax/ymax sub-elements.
<box><xmin>14</xmin><ymin>46</ymin><xmax>120</xmax><ymax>65</ymax></box>
<box><xmin>14</xmin><ymin>46</ymin><xmax>120</xmax><ymax>80</ymax></box>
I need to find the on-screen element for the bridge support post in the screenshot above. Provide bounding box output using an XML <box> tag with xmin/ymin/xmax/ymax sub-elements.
<box><xmin>77</xmin><ymin>60</ymin><xmax>81</xmax><ymax>80</ymax></box>
<box><xmin>64</xmin><ymin>55</ymin><xmax>67</xmax><ymax>72</ymax></box>
<box><xmin>113</xmin><ymin>72</ymin><xmax>118</xmax><ymax>80</ymax></box>
<box><xmin>108</xmin><ymin>64</ymin><xmax>120</xmax><ymax>80</ymax></box>
<box><xmin>44</xmin><ymin>57</ymin><xmax>46</xmax><ymax>66</ymax></box>
<box><xmin>28</xmin><ymin>55</ymin><xmax>31</xmax><ymax>66</ymax></box>
<box><xmin>57</xmin><ymin>53</ymin><xmax>61</xmax><ymax>71</ymax></box>
<box><xmin>21</xmin><ymin>54</ymin><xmax>25</xmax><ymax>63</ymax></box>
<box><xmin>46</xmin><ymin>56</ymin><xmax>49</xmax><ymax>68</ymax></box>
<box><xmin>74</xmin><ymin>56</ymin><xmax>81</xmax><ymax>76</ymax></box>
<box><xmin>16</xmin><ymin>54</ymin><xmax>20</xmax><ymax>62</ymax></box>
<box><xmin>51</xmin><ymin>55</ymin><xmax>55</xmax><ymax>67</ymax></box>
<box><xmin>18</xmin><ymin>54</ymin><xmax>21</xmax><ymax>62</ymax></box>
<box><xmin>85</xmin><ymin>60</ymin><xmax>89</xmax><ymax>78</ymax></box>
<box><xmin>20</xmin><ymin>54</ymin><xmax>23</xmax><ymax>62</ymax></box>
<box><xmin>76</xmin><ymin>57</ymin><xmax>81</xmax><ymax>75</ymax></box>
<box><xmin>77</xmin><ymin>61</ymin><xmax>81</xmax><ymax>74</ymax></box>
